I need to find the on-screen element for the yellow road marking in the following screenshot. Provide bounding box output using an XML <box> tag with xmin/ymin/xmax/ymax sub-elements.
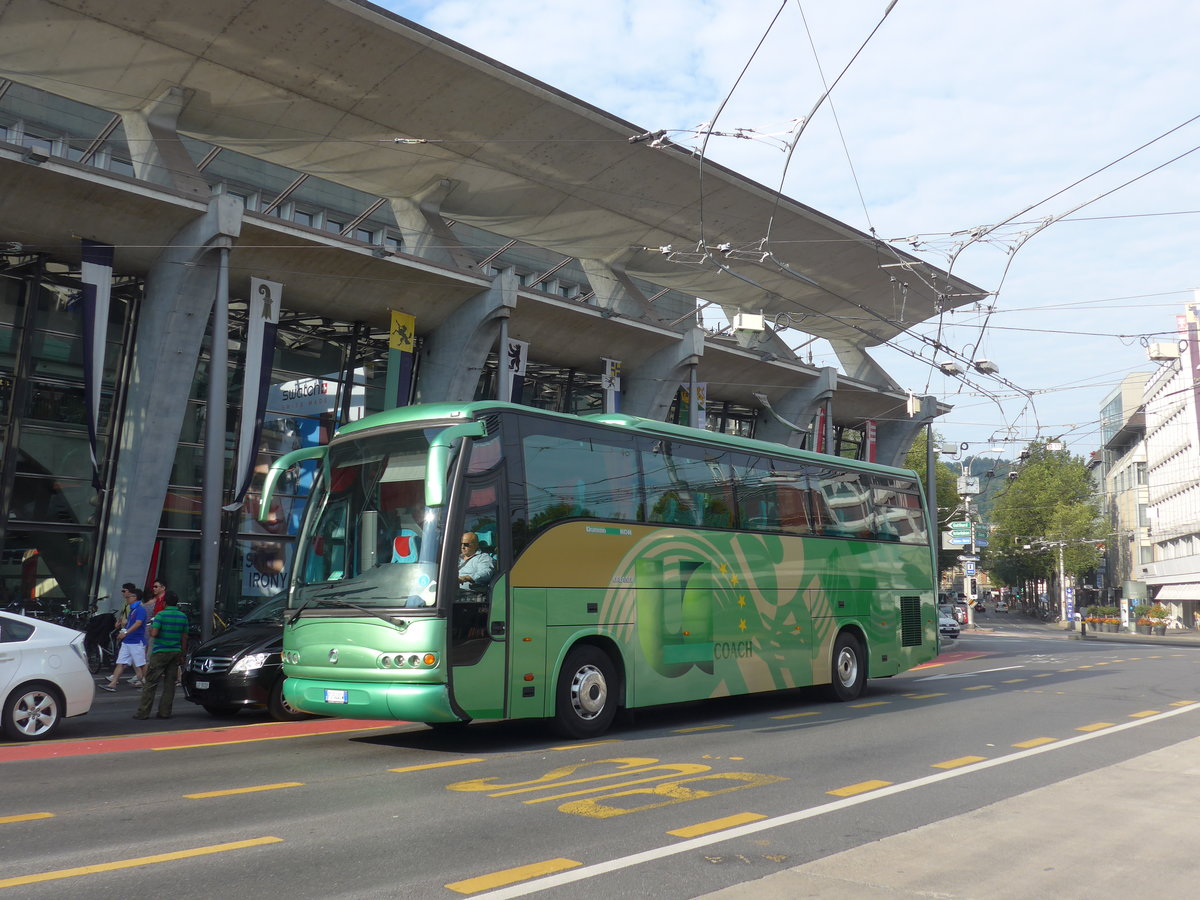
<box><xmin>1076</xmin><ymin>665</ymin><xmax>1093</xmax><ymax>670</ymax></box>
<box><xmin>1002</xmin><ymin>679</ymin><xmax>1026</xmax><ymax>683</ymax></box>
<box><xmin>1129</xmin><ymin>710</ymin><xmax>1159</xmax><ymax>719</ymax></box>
<box><xmin>932</xmin><ymin>756</ymin><xmax>987</xmax><ymax>770</ymax></box>
<box><xmin>184</xmin><ymin>782</ymin><xmax>302</xmax><ymax>799</ymax></box>
<box><xmin>849</xmin><ymin>701</ymin><xmax>889</xmax><ymax>708</ymax></box>
<box><xmin>158</xmin><ymin>724</ymin><xmax>394</xmax><ymax>750</ymax></box>
<box><xmin>905</xmin><ymin>693</ymin><xmax>945</xmax><ymax>700</ymax></box>
<box><xmin>673</xmin><ymin>724</ymin><xmax>732</xmax><ymax>733</ymax></box>
<box><xmin>446</xmin><ymin>858</ymin><xmax>581</xmax><ymax>894</ymax></box>
<box><xmin>549</xmin><ymin>740</ymin><xmax>621</xmax><ymax>750</ymax></box>
<box><xmin>1013</xmin><ymin>737</ymin><xmax>1056</xmax><ymax>749</ymax></box>
<box><xmin>0</xmin><ymin>837</ymin><xmax>281</xmax><ymax>889</ymax></box>
<box><xmin>770</xmin><ymin>712</ymin><xmax>819</xmax><ymax>719</ymax></box>
<box><xmin>1034</xmin><ymin>673</ymin><xmax>1054</xmax><ymax>678</ymax></box>
<box><xmin>963</xmin><ymin>685</ymin><xmax>992</xmax><ymax>691</ymax></box>
<box><xmin>668</xmin><ymin>812</ymin><xmax>766</xmax><ymax>838</ymax></box>
<box><xmin>1076</xmin><ymin>722</ymin><xmax>1115</xmax><ymax>732</ymax></box>
<box><xmin>1170</xmin><ymin>700</ymin><xmax>1197</xmax><ymax>707</ymax></box>
<box><xmin>0</xmin><ymin>813</ymin><xmax>53</xmax><ymax>825</ymax></box>
<box><xmin>827</xmin><ymin>779</ymin><xmax>891</xmax><ymax>797</ymax></box>
<box><xmin>390</xmin><ymin>758</ymin><xmax>485</xmax><ymax>773</ymax></box>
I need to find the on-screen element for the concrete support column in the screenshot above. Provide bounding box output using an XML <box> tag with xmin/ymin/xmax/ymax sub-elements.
<box><xmin>830</xmin><ymin>339</ymin><xmax>902</xmax><ymax>392</ymax></box>
<box><xmin>389</xmin><ymin>178</ymin><xmax>477</xmax><ymax>270</ymax></box>
<box><xmin>622</xmin><ymin>327</ymin><xmax>705</xmax><ymax>421</ymax></box>
<box><xmin>415</xmin><ymin>269</ymin><xmax>518</xmax><ymax>402</ymax></box>
<box><xmin>874</xmin><ymin>394</ymin><xmax>939</xmax><ymax>469</ymax></box>
<box><xmin>578</xmin><ymin>253</ymin><xmax>653</xmax><ymax>320</ymax></box>
<box><xmin>98</xmin><ymin>195</ymin><xmax>243</xmax><ymax>605</ymax></box>
<box><xmin>119</xmin><ymin>86</ymin><xmax>210</xmax><ymax>198</ymax></box>
<box><xmin>754</xmin><ymin>367</ymin><xmax>837</xmax><ymax>449</ymax></box>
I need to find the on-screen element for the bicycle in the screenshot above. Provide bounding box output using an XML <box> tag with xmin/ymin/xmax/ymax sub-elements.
<box><xmin>82</xmin><ymin>602</ymin><xmax>120</xmax><ymax>675</ymax></box>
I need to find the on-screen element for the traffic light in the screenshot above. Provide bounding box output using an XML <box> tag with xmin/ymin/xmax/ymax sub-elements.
<box><xmin>970</xmin><ymin>578</ymin><xmax>977</xmax><ymax>593</ymax></box>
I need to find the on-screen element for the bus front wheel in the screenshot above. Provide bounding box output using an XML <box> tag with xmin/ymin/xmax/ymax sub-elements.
<box><xmin>826</xmin><ymin>632</ymin><xmax>866</xmax><ymax>701</ymax></box>
<box><xmin>553</xmin><ymin>645</ymin><xmax>617</xmax><ymax>739</ymax></box>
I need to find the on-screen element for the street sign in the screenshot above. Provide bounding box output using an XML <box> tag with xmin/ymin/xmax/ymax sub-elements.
<box><xmin>957</xmin><ymin>555</ymin><xmax>979</xmax><ymax>562</ymax></box>
<box><xmin>949</xmin><ymin>521</ymin><xmax>971</xmax><ymax>530</ymax></box>
<box><xmin>948</xmin><ymin>536</ymin><xmax>972</xmax><ymax>545</ymax></box>
<box><xmin>974</xmin><ymin>538</ymin><xmax>989</xmax><ymax>547</ymax></box>
<box><xmin>964</xmin><ymin>562</ymin><xmax>976</xmax><ymax>576</ymax></box>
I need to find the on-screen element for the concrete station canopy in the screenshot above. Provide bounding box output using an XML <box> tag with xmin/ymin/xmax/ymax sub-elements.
<box><xmin>0</xmin><ymin>0</ymin><xmax>985</xmax><ymax>351</ymax></box>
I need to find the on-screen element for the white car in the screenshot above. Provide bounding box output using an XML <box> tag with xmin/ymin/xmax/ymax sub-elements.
<box><xmin>938</xmin><ymin>614</ymin><xmax>961</xmax><ymax>639</ymax></box>
<box><xmin>0</xmin><ymin>611</ymin><xmax>95</xmax><ymax>740</ymax></box>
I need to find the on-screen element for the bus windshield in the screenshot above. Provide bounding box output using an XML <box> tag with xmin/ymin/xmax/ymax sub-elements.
<box><xmin>294</xmin><ymin>428</ymin><xmax>446</xmax><ymax>609</ymax></box>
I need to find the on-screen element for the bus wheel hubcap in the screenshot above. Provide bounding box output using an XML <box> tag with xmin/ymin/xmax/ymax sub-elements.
<box><xmin>836</xmin><ymin>649</ymin><xmax>857</xmax><ymax>686</ymax></box>
<box><xmin>570</xmin><ymin>664</ymin><xmax>607</xmax><ymax>720</ymax></box>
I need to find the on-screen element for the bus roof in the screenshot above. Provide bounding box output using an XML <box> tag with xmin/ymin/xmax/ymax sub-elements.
<box><xmin>333</xmin><ymin>401</ymin><xmax>920</xmax><ymax>479</ymax></box>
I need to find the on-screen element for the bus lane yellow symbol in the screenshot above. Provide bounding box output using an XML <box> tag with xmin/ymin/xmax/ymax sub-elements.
<box><xmin>446</xmin><ymin>757</ymin><xmax>787</xmax><ymax>820</ymax></box>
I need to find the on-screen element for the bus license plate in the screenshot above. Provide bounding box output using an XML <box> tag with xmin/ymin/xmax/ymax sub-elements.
<box><xmin>324</xmin><ymin>689</ymin><xmax>348</xmax><ymax>704</ymax></box>
<box><xmin>195</xmin><ymin>680</ymin><xmax>209</xmax><ymax>690</ymax></box>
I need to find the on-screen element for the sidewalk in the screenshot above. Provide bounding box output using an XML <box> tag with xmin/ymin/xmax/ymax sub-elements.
<box><xmin>698</xmin><ymin>734</ymin><xmax>1200</xmax><ymax>899</ymax></box>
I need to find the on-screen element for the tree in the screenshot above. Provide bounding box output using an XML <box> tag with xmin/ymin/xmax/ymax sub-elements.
<box><xmin>987</xmin><ymin>440</ymin><xmax>1103</xmax><ymax>587</ymax></box>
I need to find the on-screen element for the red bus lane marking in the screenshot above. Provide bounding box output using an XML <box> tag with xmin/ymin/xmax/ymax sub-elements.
<box><xmin>0</xmin><ymin>718</ymin><xmax>403</xmax><ymax>763</ymax></box>
<box><xmin>913</xmin><ymin>651</ymin><xmax>992</xmax><ymax>670</ymax></box>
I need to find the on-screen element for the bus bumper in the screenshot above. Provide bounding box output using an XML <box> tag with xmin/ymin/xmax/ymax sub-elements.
<box><xmin>284</xmin><ymin>677</ymin><xmax>458</xmax><ymax>722</ymax></box>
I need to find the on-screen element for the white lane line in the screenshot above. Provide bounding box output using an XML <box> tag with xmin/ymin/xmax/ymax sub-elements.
<box><xmin>468</xmin><ymin>702</ymin><xmax>1200</xmax><ymax>899</ymax></box>
<box><xmin>917</xmin><ymin>665</ymin><xmax>1024</xmax><ymax>681</ymax></box>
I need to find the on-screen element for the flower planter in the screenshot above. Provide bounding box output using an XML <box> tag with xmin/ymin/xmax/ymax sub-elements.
<box><xmin>1136</xmin><ymin>625</ymin><xmax>1152</xmax><ymax>635</ymax></box>
<box><xmin>1152</xmin><ymin>625</ymin><xmax>1167</xmax><ymax>636</ymax></box>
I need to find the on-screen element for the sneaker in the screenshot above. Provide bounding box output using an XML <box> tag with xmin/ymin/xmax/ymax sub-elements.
<box><xmin>99</xmin><ymin>683</ymin><xmax>116</xmax><ymax>692</ymax></box>
<box><xmin>128</xmin><ymin>677</ymin><xmax>143</xmax><ymax>686</ymax></box>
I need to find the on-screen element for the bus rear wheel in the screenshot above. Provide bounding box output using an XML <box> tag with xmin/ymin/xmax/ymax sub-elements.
<box><xmin>553</xmin><ymin>646</ymin><xmax>617</xmax><ymax>739</ymax></box>
<box><xmin>826</xmin><ymin>631</ymin><xmax>866</xmax><ymax>701</ymax></box>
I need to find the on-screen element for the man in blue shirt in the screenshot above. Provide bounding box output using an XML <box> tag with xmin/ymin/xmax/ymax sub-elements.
<box><xmin>99</xmin><ymin>587</ymin><xmax>148</xmax><ymax>691</ymax></box>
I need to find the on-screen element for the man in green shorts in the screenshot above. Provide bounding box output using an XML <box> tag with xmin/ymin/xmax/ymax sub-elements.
<box><xmin>134</xmin><ymin>594</ymin><xmax>190</xmax><ymax>720</ymax></box>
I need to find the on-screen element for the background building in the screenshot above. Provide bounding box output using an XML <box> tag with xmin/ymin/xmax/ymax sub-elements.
<box><xmin>1140</xmin><ymin>303</ymin><xmax>1200</xmax><ymax>627</ymax></box>
<box><xmin>1098</xmin><ymin>373</ymin><xmax>1150</xmax><ymax>609</ymax></box>
<box><xmin>0</xmin><ymin>0</ymin><xmax>984</xmax><ymax>619</ymax></box>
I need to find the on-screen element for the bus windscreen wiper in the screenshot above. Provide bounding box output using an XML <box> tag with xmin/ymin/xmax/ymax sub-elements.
<box><xmin>309</xmin><ymin>596</ymin><xmax>409</xmax><ymax>630</ymax></box>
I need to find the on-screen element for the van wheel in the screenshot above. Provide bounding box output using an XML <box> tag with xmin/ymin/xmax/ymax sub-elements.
<box><xmin>268</xmin><ymin>678</ymin><xmax>310</xmax><ymax>721</ymax></box>
<box><xmin>553</xmin><ymin>645</ymin><xmax>617</xmax><ymax>739</ymax></box>
<box><xmin>826</xmin><ymin>632</ymin><xmax>866</xmax><ymax>701</ymax></box>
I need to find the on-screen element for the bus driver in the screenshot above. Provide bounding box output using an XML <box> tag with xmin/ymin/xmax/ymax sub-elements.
<box><xmin>457</xmin><ymin>532</ymin><xmax>494</xmax><ymax>598</ymax></box>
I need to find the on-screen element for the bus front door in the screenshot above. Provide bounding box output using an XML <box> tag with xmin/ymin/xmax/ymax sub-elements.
<box><xmin>447</xmin><ymin>474</ymin><xmax>508</xmax><ymax>720</ymax></box>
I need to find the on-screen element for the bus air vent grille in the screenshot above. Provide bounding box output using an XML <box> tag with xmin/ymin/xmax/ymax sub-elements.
<box><xmin>899</xmin><ymin>595</ymin><xmax>922</xmax><ymax>647</ymax></box>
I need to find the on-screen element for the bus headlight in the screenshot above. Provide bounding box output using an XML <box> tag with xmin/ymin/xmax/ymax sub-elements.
<box><xmin>378</xmin><ymin>652</ymin><xmax>439</xmax><ymax>669</ymax></box>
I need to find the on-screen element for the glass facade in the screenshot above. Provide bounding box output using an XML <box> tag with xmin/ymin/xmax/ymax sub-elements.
<box><xmin>0</xmin><ymin>253</ymin><xmax>137</xmax><ymax>614</ymax></box>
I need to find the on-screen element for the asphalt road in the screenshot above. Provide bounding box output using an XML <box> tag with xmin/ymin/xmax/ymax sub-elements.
<box><xmin>3</xmin><ymin>620</ymin><xmax>1199</xmax><ymax>898</ymax></box>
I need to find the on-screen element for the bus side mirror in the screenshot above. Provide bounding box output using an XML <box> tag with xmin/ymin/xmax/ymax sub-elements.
<box><xmin>425</xmin><ymin>421</ymin><xmax>487</xmax><ymax>508</ymax></box>
<box><xmin>259</xmin><ymin>445</ymin><xmax>328</xmax><ymax>523</ymax></box>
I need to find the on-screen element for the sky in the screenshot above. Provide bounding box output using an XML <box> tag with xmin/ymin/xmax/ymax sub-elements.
<box><xmin>377</xmin><ymin>0</ymin><xmax>1199</xmax><ymax>460</ymax></box>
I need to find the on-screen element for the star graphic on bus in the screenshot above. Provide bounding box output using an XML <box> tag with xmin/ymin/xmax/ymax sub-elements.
<box><xmin>738</xmin><ymin>619</ymin><xmax>747</xmax><ymax>632</ymax></box>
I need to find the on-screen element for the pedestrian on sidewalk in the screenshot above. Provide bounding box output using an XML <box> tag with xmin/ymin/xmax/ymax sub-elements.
<box><xmin>99</xmin><ymin>586</ymin><xmax>148</xmax><ymax>691</ymax></box>
<box><xmin>134</xmin><ymin>594</ymin><xmax>189</xmax><ymax>719</ymax></box>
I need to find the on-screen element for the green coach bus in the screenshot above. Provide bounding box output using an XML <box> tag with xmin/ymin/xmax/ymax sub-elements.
<box><xmin>261</xmin><ymin>401</ymin><xmax>939</xmax><ymax>738</ymax></box>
